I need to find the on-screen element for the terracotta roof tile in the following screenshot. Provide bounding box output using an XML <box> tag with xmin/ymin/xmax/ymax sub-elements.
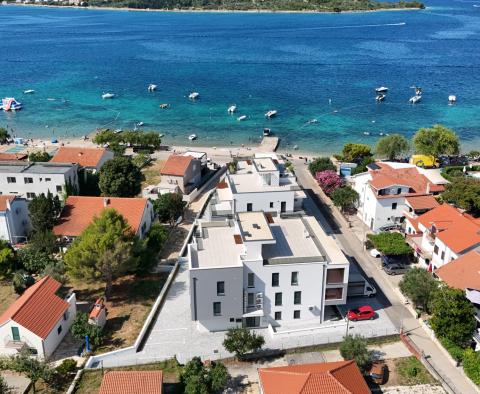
<box><xmin>99</xmin><ymin>371</ymin><xmax>163</xmax><ymax>394</ymax></box>
<box><xmin>0</xmin><ymin>276</ymin><xmax>69</xmax><ymax>339</ymax></box>
<box><xmin>50</xmin><ymin>147</ymin><xmax>109</xmax><ymax>168</ymax></box>
<box><xmin>0</xmin><ymin>153</ymin><xmax>27</xmax><ymax>161</ymax></box>
<box><xmin>436</xmin><ymin>251</ymin><xmax>480</xmax><ymax>290</ymax></box>
<box><xmin>405</xmin><ymin>195</ymin><xmax>440</xmax><ymax>211</ymax></box>
<box><xmin>0</xmin><ymin>195</ymin><xmax>15</xmax><ymax>211</ymax></box>
<box><xmin>53</xmin><ymin>196</ymin><xmax>148</xmax><ymax>237</ymax></box>
<box><xmin>160</xmin><ymin>155</ymin><xmax>194</xmax><ymax>177</ymax></box>
<box><xmin>259</xmin><ymin>360</ymin><xmax>371</xmax><ymax>394</ymax></box>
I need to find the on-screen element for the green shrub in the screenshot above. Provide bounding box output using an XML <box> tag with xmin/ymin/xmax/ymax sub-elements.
<box><xmin>440</xmin><ymin>337</ymin><xmax>465</xmax><ymax>362</ymax></box>
<box><xmin>367</xmin><ymin>232</ymin><xmax>411</xmax><ymax>255</ymax></box>
<box><xmin>55</xmin><ymin>359</ymin><xmax>77</xmax><ymax>375</ymax></box>
<box><xmin>308</xmin><ymin>157</ymin><xmax>335</xmax><ymax>175</ymax></box>
<box><xmin>463</xmin><ymin>348</ymin><xmax>480</xmax><ymax>385</ymax></box>
<box><xmin>339</xmin><ymin>335</ymin><xmax>372</xmax><ymax>374</ymax></box>
<box><xmin>396</xmin><ymin>356</ymin><xmax>436</xmax><ymax>385</ymax></box>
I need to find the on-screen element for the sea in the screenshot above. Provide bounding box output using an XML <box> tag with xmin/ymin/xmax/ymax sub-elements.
<box><xmin>1</xmin><ymin>1</ymin><xmax>480</xmax><ymax>154</ymax></box>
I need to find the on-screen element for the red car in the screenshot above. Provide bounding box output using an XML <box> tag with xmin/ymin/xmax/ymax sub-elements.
<box><xmin>347</xmin><ymin>305</ymin><xmax>375</xmax><ymax>321</ymax></box>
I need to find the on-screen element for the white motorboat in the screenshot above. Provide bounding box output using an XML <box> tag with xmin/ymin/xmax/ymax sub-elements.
<box><xmin>23</xmin><ymin>89</ymin><xmax>35</xmax><ymax>94</ymax></box>
<box><xmin>448</xmin><ymin>95</ymin><xmax>457</xmax><ymax>104</ymax></box>
<box><xmin>237</xmin><ymin>115</ymin><xmax>247</xmax><ymax>121</ymax></box>
<box><xmin>189</xmin><ymin>92</ymin><xmax>199</xmax><ymax>100</ymax></box>
<box><xmin>137</xmin><ymin>122</ymin><xmax>144</xmax><ymax>127</ymax></box>
<box><xmin>114</xmin><ymin>129</ymin><xmax>122</xmax><ymax>134</ymax></box>
<box><xmin>375</xmin><ymin>86</ymin><xmax>388</xmax><ymax>93</ymax></box>
<box><xmin>363</xmin><ymin>131</ymin><xmax>371</xmax><ymax>136</ymax></box>
<box><xmin>188</xmin><ymin>134</ymin><xmax>197</xmax><ymax>141</ymax></box>
<box><xmin>102</xmin><ymin>92</ymin><xmax>115</xmax><ymax>99</ymax></box>
<box><xmin>263</xmin><ymin>128</ymin><xmax>271</xmax><ymax>136</ymax></box>
<box><xmin>227</xmin><ymin>105</ymin><xmax>237</xmax><ymax>114</ymax></box>
<box><xmin>148</xmin><ymin>84</ymin><xmax>157</xmax><ymax>92</ymax></box>
<box><xmin>0</xmin><ymin>98</ymin><xmax>22</xmax><ymax>111</ymax></box>
<box><xmin>159</xmin><ymin>103</ymin><xmax>170</xmax><ymax>109</ymax></box>
<box><xmin>265</xmin><ymin>110</ymin><xmax>277</xmax><ymax>118</ymax></box>
<box><xmin>375</xmin><ymin>94</ymin><xmax>386</xmax><ymax>102</ymax></box>
<box><xmin>307</xmin><ymin>118</ymin><xmax>318</xmax><ymax>124</ymax></box>
<box><xmin>409</xmin><ymin>95</ymin><xmax>422</xmax><ymax>104</ymax></box>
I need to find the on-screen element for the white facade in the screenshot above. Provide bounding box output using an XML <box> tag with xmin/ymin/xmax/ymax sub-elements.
<box><xmin>0</xmin><ymin>162</ymin><xmax>79</xmax><ymax>200</ymax></box>
<box><xmin>0</xmin><ymin>293</ymin><xmax>76</xmax><ymax>359</ymax></box>
<box><xmin>0</xmin><ymin>197</ymin><xmax>30</xmax><ymax>243</ymax></box>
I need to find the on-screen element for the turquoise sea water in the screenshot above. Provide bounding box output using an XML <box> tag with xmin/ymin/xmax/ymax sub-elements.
<box><xmin>1</xmin><ymin>2</ymin><xmax>480</xmax><ymax>153</ymax></box>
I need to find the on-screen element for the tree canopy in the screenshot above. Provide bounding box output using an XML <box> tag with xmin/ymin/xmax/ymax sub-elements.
<box><xmin>0</xmin><ymin>240</ymin><xmax>16</xmax><ymax>278</ymax></box>
<box><xmin>339</xmin><ymin>335</ymin><xmax>373</xmax><ymax>374</ymax></box>
<box><xmin>64</xmin><ymin>209</ymin><xmax>139</xmax><ymax>296</ymax></box>
<box><xmin>98</xmin><ymin>156</ymin><xmax>143</xmax><ymax>197</ymax></box>
<box><xmin>308</xmin><ymin>157</ymin><xmax>335</xmax><ymax>175</ymax></box>
<box><xmin>0</xmin><ymin>127</ymin><xmax>10</xmax><ymax>144</ymax></box>
<box><xmin>153</xmin><ymin>193</ymin><xmax>186</xmax><ymax>226</ymax></box>
<box><xmin>413</xmin><ymin>125</ymin><xmax>459</xmax><ymax>157</ymax></box>
<box><xmin>442</xmin><ymin>177</ymin><xmax>480</xmax><ymax>216</ymax></box>
<box><xmin>93</xmin><ymin>129</ymin><xmax>162</xmax><ymax>149</ymax></box>
<box><xmin>181</xmin><ymin>357</ymin><xmax>229</xmax><ymax>394</ymax></box>
<box><xmin>367</xmin><ymin>232</ymin><xmax>411</xmax><ymax>255</ymax></box>
<box><xmin>430</xmin><ymin>286</ymin><xmax>476</xmax><ymax>348</ymax></box>
<box><xmin>375</xmin><ymin>134</ymin><xmax>410</xmax><ymax>161</ymax></box>
<box><xmin>28</xmin><ymin>192</ymin><xmax>61</xmax><ymax>233</ymax></box>
<box><xmin>399</xmin><ymin>267</ymin><xmax>438</xmax><ymax>313</ymax></box>
<box><xmin>223</xmin><ymin>328</ymin><xmax>265</xmax><ymax>359</ymax></box>
<box><xmin>28</xmin><ymin>151</ymin><xmax>51</xmax><ymax>162</ymax></box>
<box><xmin>331</xmin><ymin>186</ymin><xmax>359</xmax><ymax>212</ymax></box>
<box><xmin>70</xmin><ymin>312</ymin><xmax>104</xmax><ymax>349</ymax></box>
<box><xmin>341</xmin><ymin>143</ymin><xmax>372</xmax><ymax>163</ymax></box>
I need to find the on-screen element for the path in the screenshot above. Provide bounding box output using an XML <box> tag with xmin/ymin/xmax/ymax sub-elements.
<box><xmin>293</xmin><ymin>158</ymin><xmax>478</xmax><ymax>394</ymax></box>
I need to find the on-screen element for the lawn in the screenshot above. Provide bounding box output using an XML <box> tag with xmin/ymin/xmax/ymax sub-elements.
<box><xmin>74</xmin><ymin>359</ymin><xmax>182</xmax><ymax>394</ymax></box>
<box><xmin>141</xmin><ymin>159</ymin><xmax>165</xmax><ymax>188</ymax></box>
<box><xmin>66</xmin><ymin>273</ymin><xmax>168</xmax><ymax>353</ymax></box>
<box><xmin>394</xmin><ymin>356</ymin><xmax>438</xmax><ymax>386</ymax></box>
<box><xmin>0</xmin><ymin>280</ymin><xmax>18</xmax><ymax>315</ymax></box>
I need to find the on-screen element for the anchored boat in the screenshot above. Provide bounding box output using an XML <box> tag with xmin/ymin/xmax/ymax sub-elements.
<box><xmin>265</xmin><ymin>110</ymin><xmax>277</xmax><ymax>118</ymax></box>
<box><xmin>102</xmin><ymin>92</ymin><xmax>115</xmax><ymax>99</ymax></box>
<box><xmin>148</xmin><ymin>84</ymin><xmax>157</xmax><ymax>92</ymax></box>
<box><xmin>189</xmin><ymin>92</ymin><xmax>199</xmax><ymax>100</ymax></box>
<box><xmin>227</xmin><ymin>105</ymin><xmax>236</xmax><ymax>114</ymax></box>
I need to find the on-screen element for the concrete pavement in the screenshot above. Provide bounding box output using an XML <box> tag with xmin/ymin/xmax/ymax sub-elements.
<box><xmin>293</xmin><ymin>158</ymin><xmax>478</xmax><ymax>394</ymax></box>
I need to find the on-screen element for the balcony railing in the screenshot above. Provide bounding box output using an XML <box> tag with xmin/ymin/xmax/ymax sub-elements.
<box><xmin>473</xmin><ymin>331</ymin><xmax>480</xmax><ymax>343</ymax></box>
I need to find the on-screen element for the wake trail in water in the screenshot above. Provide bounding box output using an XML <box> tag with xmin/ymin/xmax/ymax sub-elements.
<box><xmin>296</xmin><ymin>22</ymin><xmax>407</xmax><ymax>31</ymax></box>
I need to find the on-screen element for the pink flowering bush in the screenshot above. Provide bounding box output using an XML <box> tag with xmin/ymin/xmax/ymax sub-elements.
<box><xmin>315</xmin><ymin>170</ymin><xmax>343</xmax><ymax>195</ymax></box>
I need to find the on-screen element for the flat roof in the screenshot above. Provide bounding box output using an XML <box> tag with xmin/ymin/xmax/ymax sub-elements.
<box><xmin>253</xmin><ymin>158</ymin><xmax>277</xmax><ymax>172</ymax></box>
<box><xmin>194</xmin><ymin>224</ymin><xmax>243</xmax><ymax>269</ymax></box>
<box><xmin>228</xmin><ymin>173</ymin><xmax>296</xmax><ymax>193</ymax></box>
<box><xmin>238</xmin><ymin>212</ymin><xmax>274</xmax><ymax>242</ymax></box>
<box><xmin>0</xmin><ymin>162</ymin><xmax>74</xmax><ymax>174</ymax></box>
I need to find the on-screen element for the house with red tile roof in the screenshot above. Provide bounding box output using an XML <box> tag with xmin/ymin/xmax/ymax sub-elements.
<box><xmin>98</xmin><ymin>371</ymin><xmax>163</xmax><ymax>394</ymax></box>
<box><xmin>351</xmin><ymin>162</ymin><xmax>446</xmax><ymax>232</ymax></box>
<box><xmin>0</xmin><ymin>195</ymin><xmax>30</xmax><ymax>244</ymax></box>
<box><xmin>159</xmin><ymin>154</ymin><xmax>202</xmax><ymax>194</ymax></box>
<box><xmin>53</xmin><ymin>196</ymin><xmax>154</xmax><ymax>240</ymax></box>
<box><xmin>50</xmin><ymin>146</ymin><xmax>113</xmax><ymax>172</ymax></box>
<box><xmin>405</xmin><ymin>204</ymin><xmax>480</xmax><ymax>269</ymax></box>
<box><xmin>0</xmin><ymin>276</ymin><xmax>76</xmax><ymax>359</ymax></box>
<box><xmin>258</xmin><ymin>360</ymin><xmax>371</xmax><ymax>394</ymax></box>
<box><xmin>435</xmin><ymin>251</ymin><xmax>480</xmax><ymax>351</ymax></box>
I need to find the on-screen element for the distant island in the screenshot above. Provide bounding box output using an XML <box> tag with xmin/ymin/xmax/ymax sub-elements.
<box><xmin>17</xmin><ymin>0</ymin><xmax>425</xmax><ymax>13</ymax></box>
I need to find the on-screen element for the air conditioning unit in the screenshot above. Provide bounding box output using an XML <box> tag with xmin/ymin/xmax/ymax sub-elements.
<box><xmin>308</xmin><ymin>305</ymin><xmax>315</xmax><ymax>311</ymax></box>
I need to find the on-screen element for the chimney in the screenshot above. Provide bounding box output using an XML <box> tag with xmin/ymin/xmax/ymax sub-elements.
<box><xmin>426</xmin><ymin>182</ymin><xmax>431</xmax><ymax>194</ymax></box>
<box><xmin>103</xmin><ymin>198</ymin><xmax>109</xmax><ymax>207</ymax></box>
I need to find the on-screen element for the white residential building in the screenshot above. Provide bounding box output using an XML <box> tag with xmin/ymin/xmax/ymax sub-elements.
<box><xmin>0</xmin><ymin>162</ymin><xmax>79</xmax><ymax>200</ymax></box>
<box><xmin>188</xmin><ymin>211</ymin><xmax>349</xmax><ymax>332</ymax></box>
<box><xmin>207</xmin><ymin>154</ymin><xmax>305</xmax><ymax>219</ymax></box>
<box><xmin>0</xmin><ymin>276</ymin><xmax>76</xmax><ymax>359</ymax></box>
<box><xmin>0</xmin><ymin>195</ymin><xmax>30</xmax><ymax>244</ymax></box>
<box><xmin>351</xmin><ymin>162</ymin><xmax>446</xmax><ymax>232</ymax></box>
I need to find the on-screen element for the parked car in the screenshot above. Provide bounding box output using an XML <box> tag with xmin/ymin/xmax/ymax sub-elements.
<box><xmin>370</xmin><ymin>248</ymin><xmax>381</xmax><ymax>258</ymax></box>
<box><xmin>369</xmin><ymin>361</ymin><xmax>388</xmax><ymax>385</ymax></box>
<box><xmin>381</xmin><ymin>254</ymin><xmax>409</xmax><ymax>267</ymax></box>
<box><xmin>383</xmin><ymin>263</ymin><xmax>410</xmax><ymax>275</ymax></box>
<box><xmin>347</xmin><ymin>305</ymin><xmax>375</xmax><ymax>321</ymax></box>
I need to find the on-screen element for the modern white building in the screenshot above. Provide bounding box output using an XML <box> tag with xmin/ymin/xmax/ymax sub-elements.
<box><xmin>351</xmin><ymin>162</ymin><xmax>446</xmax><ymax>232</ymax></box>
<box><xmin>0</xmin><ymin>276</ymin><xmax>76</xmax><ymax>359</ymax></box>
<box><xmin>0</xmin><ymin>195</ymin><xmax>30</xmax><ymax>244</ymax></box>
<box><xmin>188</xmin><ymin>211</ymin><xmax>349</xmax><ymax>332</ymax></box>
<box><xmin>0</xmin><ymin>161</ymin><xmax>79</xmax><ymax>200</ymax></box>
<box><xmin>207</xmin><ymin>154</ymin><xmax>305</xmax><ymax>219</ymax></box>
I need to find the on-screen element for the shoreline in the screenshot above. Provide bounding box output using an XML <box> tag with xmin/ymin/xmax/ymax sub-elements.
<box><xmin>6</xmin><ymin>3</ymin><xmax>423</xmax><ymax>15</ymax></box>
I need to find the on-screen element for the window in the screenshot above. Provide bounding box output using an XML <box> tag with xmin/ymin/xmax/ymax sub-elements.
<box><xmin>11</xmin><ymin>327</ymin><xmax>20</xmax><ymax>341</ymax></box>
<box><xmin>24</xmin><ymin>177</ymin><xmax>33</xmax><ymax>184</ymax></box>
<box><xmin>247</xmin><ymin>203</ymin><xmax>253</xmax><ymax>212</ymax></box>
<box><xmin>7</xmin><ymin>177</ymin><xmax>16</xmax><ymax>184</ymax></box>
<box><xmin>294</xmin><ymin>310</ymin><xmax>301</xmax><ymax>319</ymax></box>
<box><xmin>275</xmin><ymin>311</ymin><xmax>282</xmax><ymax>320</ymax></box>
<box><xmin>56</xmin><ymin>185</ymin><xmax>63</xmax><ymax>193</ymax></box>
<box><xmin>397</xmin><ymin>188</ymin><xmax>402</xmax><ymax>194</ymax></box>
<box><xmin>217</xmin><ymin>281</ymin><xmax>225</xmax><ymax>296</ymax></box>
<box><xmin>294</xmin><ymin>291</ymin><xmax>302</xmax><ymax>305</ymax></box>
<box><xmin>235</xmin><ymin>318</ymin><xmax>242</xmax><ymax>323</ymax></box>
<box><xmin>26</xmin><ymin>192</ymin><xmax>35</xmax><ymax>199</ymax></box>
<box><xmin>229</xmin><ymin>318</ymin><xmax>235</xmax><ymax>322</ymax></box>
<box><xmin>325</xmin><ymin>288</ymin><xmax>343</xmax><ymax>300</ymax></box>
<box><xmin>269</xmin><ymin>202</ymin><xmax>274</xmax><ymax>208</ymax></box>
<box><xmin>441</xmin><ymin>251</ymin><xmax>445</xmax><ymax>260</ymax></box>
<box><xmin>275</xmin><ymin>292</ymin><xmax>282</xmax><ymax>306</ymax></box>
<box><xmin>433</xmin><ymin>245</ymin><xmax>439</xmax><ymax>255</ymax></box>
<box><xmin>57</xmin><ymin>325</ymin><xmax>62</xmax><ymax>335</ymax></box>
<box><xmin>63</xmin><ymin>312</ymin><xmax>69</xmax><ymax>321</ymax></box>
<box><xmin>213</xmin><ymin>302</ymin><xmax>221</xmax><ymax>316</ymax></box>
<box><xmin>272</xmin><ymin>273</ymin><xmax>279</xmax><ymax>287</ymax></box>
<box><xmin>45</xmin><ymin>178</ymin><xmax>51</xmax><ymax>182</ymax></box>
<box><xmin>326</xmin><ymin>268</ymin><xmax>344</xmax><ymax>284</ymax></box>
<box><xmin>391</xmin><ymin>202</ymin><xmax>397</xmax><ymax>210</ymax></box>
<box><xmin>247</xmin><ymin>273</ymin><xmax>255</xmax><ymax>288</ymax></box>
<box><xmin>247</xmin><ymin>292</ymin><xmax>255</xmax><ymax>307</ymax></box>
<box><xmin>291</xmin><ymin>271</ymin><xmax>298</xmax><ymax>286</ymax></box>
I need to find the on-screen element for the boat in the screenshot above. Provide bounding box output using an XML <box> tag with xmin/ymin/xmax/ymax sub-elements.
<box><xmin>159</xmin><ymin>104</ymin><xmax>170</xmax><ymax>109</ymax></box>
<box><xmin>102</xmin><ymin>93</ymin><xmax>115</xmax><ymax>99</ymax></box>
<box><xmin>363</xmin><ymin>132</ymin><xmax>371</xmax><ymax>136</ymax></box>
<box><xmin>448</xmin><ymin>95</ymin><xmax>456</xmax><ymax>104</ymax></box>
<box><xmin>23</xmin><ymin>89</ymin><xmax>35</xmax><ymax>94</ymax></box>
<box><xmin>263</xmin><ymin>128</ymin><xmax>271</xmax><ymax>136</ymax></box>
<box><xmin>265</xmin><ymin>110</ymin><xmax>277</xmax><ymax>118</ymax></box>
<box><xmin>375</xmin><ymin>86</ymin><xmax>388</xmax><ymax>93</ymax></box>
<box><xmin>188</xmin><ymin>134</ymin><xmax>197</xmax><ymax>141</ymax></box>
<box><xmin>237</xmin><ymin>115</ymin><xmax>247</xmax><ymax>121</ymax></box>
<box><xmin>114</xmin><ymin>129</ymin><xmax>122</xmax><ymax>134</ymax></box>
<box><xmin>409</xmin><ymin>95</ymin><xmax>422</xmax><ymax>104</ymax></box>
<box><xmin>148</xmin><ymin>84</ymin><xmax>157</xmax><ymax>92</ymax></box>
<box><xmin>227</xmin><ymin>105</ymin><xmax>237</xmax><ymax>114</ymax></box>
<box><xmin>189</xmin><ymin>92</ymin><xmax>199</xmax><ymax>100</ymax></box>
<box><xmin>0</xmin><ymin>98</ymin><xmax>22</xmax><ymax>111</ymax></box>
<box><xmin>137</xmin><ymin>122</ymin><xmax>144</xmax><ymax>127</ymax></box>
<box><xmin>375</xmin><ymin>94</ymin><xmax>386</xmax><ymax>102</ymax></box>
<box><xmin>293</xmin><ymin>145</ymin><xmax>299</xmax><ymax>150</ymax></box>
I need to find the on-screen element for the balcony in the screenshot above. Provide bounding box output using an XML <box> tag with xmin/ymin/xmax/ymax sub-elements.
<box><xmin>406</xmin><ymin>235</ymin><xmax>432</xmax><ymax>261</ymax></box>
<box><xmin>473</xmin><ymin>331</ymin><xmax>480</xmax><ymax>344</ymax></box>
<box><xmin>243</xmin><ymin>292</ymin><xmax>264</xmax><ymax>317</ymax></box>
